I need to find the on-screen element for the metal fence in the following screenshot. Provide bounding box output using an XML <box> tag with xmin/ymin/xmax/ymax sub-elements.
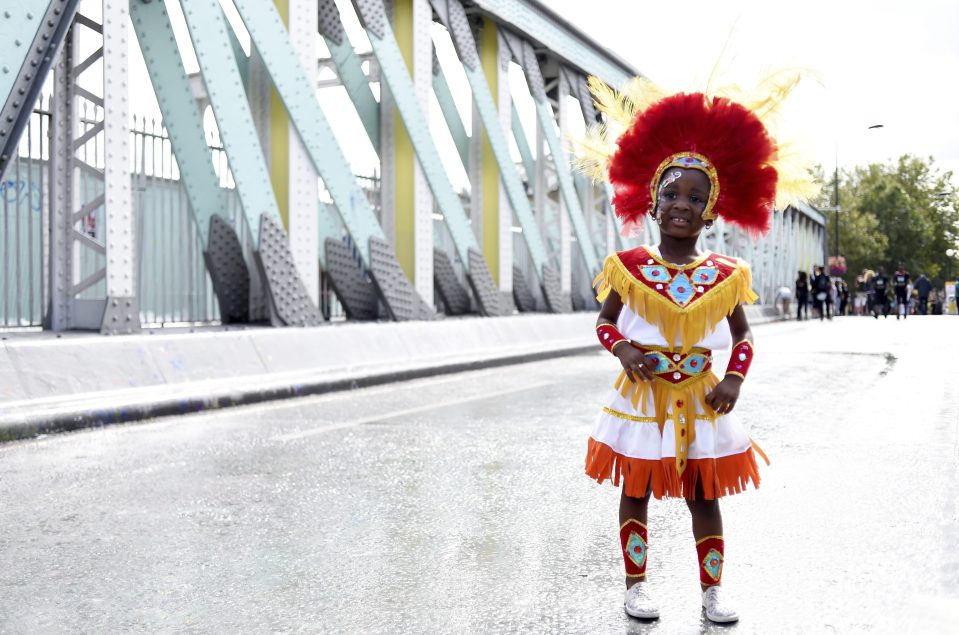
<box><xmin>132</xmin><ymin>115</ymin><xmax>220</xmax><ymax>326</ymax></box>
<box><xmin>0</xmin><ymin>98</ymin><xmax>49</xmax><ymax>328</ymax></box>
<box><xmin>0</xmin><ymin>96</ymin><xmax>359</xmax><ymax>330</ymax></box>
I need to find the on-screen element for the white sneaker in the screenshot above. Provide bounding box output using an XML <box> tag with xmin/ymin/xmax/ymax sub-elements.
<box><xmin>702</xmin><ymin>586</ymin><xmax>739</xmax><ymax>623</ymax></box>
<box><xmin>624</xmin><ymin>581</ymin><xmax>660</xmax><ymax>619</ymax></box>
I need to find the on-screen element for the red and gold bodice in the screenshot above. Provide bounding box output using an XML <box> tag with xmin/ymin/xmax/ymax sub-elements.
<box><xmin>594</xmin><ymin>245</ymin><xmax>757</xmax><ymax>353</ymax></box>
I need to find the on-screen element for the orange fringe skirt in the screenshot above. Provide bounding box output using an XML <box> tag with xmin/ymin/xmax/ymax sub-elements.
<box><xmin>585</xmin><ymin>437</ymin><xmax>761</xmax><ymax>500</ymax></box>
<box><xmin>585</xmin><ymin>373</ymin><xmax>766</xmax><ymax>500</ymax></box>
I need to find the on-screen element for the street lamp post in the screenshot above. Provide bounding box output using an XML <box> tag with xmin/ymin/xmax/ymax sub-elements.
<box><xmin>831</xmin><ymin>124</ymin><xmax>884</xmax><ymax>271</ymax></box>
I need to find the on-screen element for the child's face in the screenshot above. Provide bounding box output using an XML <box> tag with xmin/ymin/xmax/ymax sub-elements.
<box><xmin>655</xmin><ymin>167</ymin><xmax>710</xmax><ymax>239</ymax></box>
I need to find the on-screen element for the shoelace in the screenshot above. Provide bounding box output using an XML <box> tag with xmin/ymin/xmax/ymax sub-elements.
<box><xmin>705</xmin><ymin>588</ymin><xmax>731</xmax><ymax>612</ymax></box>
<box><xmin>628</xmin><ymin>584</ymin><xmax>654</xmax><ymax>604</ymax></box>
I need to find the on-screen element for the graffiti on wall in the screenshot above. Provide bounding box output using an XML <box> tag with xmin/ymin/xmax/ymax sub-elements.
<box><xmin>0</xmin><ymin>179</ymin><xmax>44</xmax><ymax>212</ymax></box>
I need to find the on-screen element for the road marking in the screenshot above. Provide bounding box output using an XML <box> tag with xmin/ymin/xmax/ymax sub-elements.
<box><xmin>272</xmin><ymin>380</ymin><xmax>556</xmax><ymax>442</ymax></box>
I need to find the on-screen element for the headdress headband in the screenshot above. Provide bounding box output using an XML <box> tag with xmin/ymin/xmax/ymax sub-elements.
<box><xmin>654</xmin><ymin>153</ymin><xmax>720</xmax><ymax>221</ymax></box>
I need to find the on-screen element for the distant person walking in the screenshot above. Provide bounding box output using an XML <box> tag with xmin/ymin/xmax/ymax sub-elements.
<box><xmin>795</xmin><ymin>271</ymin><xmax>809</xmax><ymax>320</ymax></box>
<box><xmin>872</xmin><ymin>267</ymin><xmax>890</xmax><ymax>318</ymax></box>
<box><xmin>893</xmin><ymin>263</ymin><xmax>910</xmax><ymax>320</ymax></box>
<box><xmin>811</xmin><ymin>266</ymin><xmax>831</xmax><ymax>320</ymax></box>
<box><xmin>839</xmin><ymin>280</ymin><xmax>849</xmax><ymax>316</ymax></box>
<box><xmin>915</xmin><ymin>273</ymin><xmax>932</xmax><ymax>315</ymax></box>
<box><xmin>775</xmin><ymin>285</ymin><xmax>793</xmax><ymax>318</ymax></box>
<box><xmin>828</xmin><ymin>278</ymin><xmax>838</xmax><ymax>317</ymax></box>
<box><xmin>862</xmin><ymin>270</ymin><xmax>876</xmax><ymax>315</ymax></box>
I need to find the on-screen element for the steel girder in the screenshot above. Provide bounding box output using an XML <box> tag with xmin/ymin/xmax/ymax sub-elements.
<box><xmin>48</xmin><ymin>5</ymin><xmax>140</xmax><ymax>334</ymax></box>
<box><xmin>500</xmin><ymin>31</ymin><xmax>600</xmax><ymax>277</ymax></box>
<box><xmin>430</xmin><ymin>49</ymin><xmax>469</xmax><ymax>168</ymax></box>
<box><xmin>429</xmin><ymin>0</ymin><xmax>550</xmax><ymax>284</ymax></box>
<box><xmin>178</xmin><ymin>0</ymin><xmax>322</xmax><ymax>326</ymax></box>
<box><xmin>349</xmin><ymin>0</ymin><xmax>506</xmax><ymax>316</ymax></box>
<box><xmin>509</xmin><ymin>103</ymin><xmax>535</xmax><ymax>188</ymax></box>
<box><xmin>0</xmin><ymin>0</ymin><xmax>80</xmax><ymax>181</ymax></box>
<box><xmin>129</xmin><ymin>0</ymin><xmax>251</xmax><ymax>323</ymax></box>
<box><xmin>318</xmin><ymin>3</ymin><xmax>476</xmax><ymax>315</ymax></box>
<box><xmin>288</xmin><ymin>0</ymin><xmax>322</xmax><ymax>306</ymax></box>
<box><xmin>317</xmin><ymin>0</ymin><xmax>381</xmax><ymax>150</ymax></box>
<box><xmin>230</xmin><ymin>0</ymin><xmax>432</xmax><ymax>320</ymax></box>
<box><xmin>467</xmin><ymin>0</ymin><xmax>634</xmax><ymax>86</ymax></box>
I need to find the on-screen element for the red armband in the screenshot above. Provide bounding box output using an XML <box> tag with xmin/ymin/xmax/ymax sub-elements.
<box><xmin>597</xmin><ymin>323</ymin><xmax>629</xmax><ymax>355</ymax></box>
<box><xmin>725</xmin><ymin>339</ymin><xmax>753</xmax><ymax>380</ymax></box>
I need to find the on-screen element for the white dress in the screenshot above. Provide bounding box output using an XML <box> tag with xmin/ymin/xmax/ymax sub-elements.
<box><xmin>585</xmin><ymin>246</ymin><xmax>764</xmax><ymax>500</ymax></box>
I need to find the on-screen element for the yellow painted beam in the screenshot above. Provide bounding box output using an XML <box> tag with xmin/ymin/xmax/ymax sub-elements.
<box><xmin>270</xmin><ymin>0</ymin><xmax>290</xmax><ymax>229</ymax></box>
<box><xmin>393</xmin><ymin>0</ymin><xmax>416</xmax><ymax>280</ymax></box>
<box><xmin>479</xmin><ymin>17</ymin><xmax>499</xmax><ymax>284</ymax></box>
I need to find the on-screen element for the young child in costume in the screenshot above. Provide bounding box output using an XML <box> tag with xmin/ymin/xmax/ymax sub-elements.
<box><xmin>574</xmin><ymin>75</ymin><xmax>816</xmax><ymax>623</ymax></box>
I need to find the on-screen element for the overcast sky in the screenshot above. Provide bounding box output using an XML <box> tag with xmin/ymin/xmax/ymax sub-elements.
<box><xmin>120</xmin><ymin>0</ymin><xmax>959</xmax><ymax>192</ymax></box>
<box><xmin>548</xmin><ymin>0</ymin><xmax>959</xmax><ymax>183</ymax></box>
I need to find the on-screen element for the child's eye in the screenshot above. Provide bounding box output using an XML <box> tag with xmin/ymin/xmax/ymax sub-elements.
<box><xmin>663</xmin><ymin>192</ymin><xmax>677</xmax><ymax>200</ymax></box>
<box><xmin>690</xmin><ymin>195</ymin><xmax>701</xmax><ymax>203</ymax></box>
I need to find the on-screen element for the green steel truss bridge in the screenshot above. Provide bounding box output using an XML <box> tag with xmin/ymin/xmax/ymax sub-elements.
<box><xmin>0</xmin><ymin>0</ymin><xmax>826</xmax><ymax>334</ymax></box>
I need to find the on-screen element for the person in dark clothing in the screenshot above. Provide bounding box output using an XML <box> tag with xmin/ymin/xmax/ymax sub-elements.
<box><xmin>892</xmin><ymin>262</ymin><xmax>910</xmax><ymax>319</ymax></box>
<box><xmin>795</xmin><ymin>271</ymin><xmax>809</xmax><ymax>320</ymax></box>
<box><xmin>839</xmin><ymin>280</ymin><xmax>849</xmax><ymax>316</ymax></box>
<box><xmin>812</xmin><ymin>267</ymin><xmax>832</xmax><ymax>321</ymax></box>
<box><xmin>914</xmin><ymin>273</ymin><xmax>932</xmax><ymax>315</ymax></box>
<box><xmin>872</xmin><ymin>267</ymin><xmax>890</xmax><ymax>318</ymax></box>
<box><xmin>811</xmin><ymin>266</ymin><xmax>831</xmax><ymax>320</ymax></box>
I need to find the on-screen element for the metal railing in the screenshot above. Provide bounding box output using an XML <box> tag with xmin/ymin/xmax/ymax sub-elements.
<box><xmin>132</xmin><ymin>115</ymin><xmax>220</xmax><ymax>327</ymax></box>
<box><xmin>0</xmin><ymin>97</ymin><xmax>49</xmax><ymax>328</ymax></box>
<box><xmin>0</xmin><ymin>95</ymin><xmax>370</xmax><ymax>330</ymax></box>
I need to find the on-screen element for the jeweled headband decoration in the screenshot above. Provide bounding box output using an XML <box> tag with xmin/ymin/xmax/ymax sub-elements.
<box><xmin>653</xmin><ymin>153</ymin><xmax>721</xmax><ymax>221</ymax></box>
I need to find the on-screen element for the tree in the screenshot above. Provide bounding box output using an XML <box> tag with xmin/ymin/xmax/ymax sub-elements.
<box><xmin>826</xmin><ymin>155</ymin><xmax>959</xmax><ymax>285</ymax></box>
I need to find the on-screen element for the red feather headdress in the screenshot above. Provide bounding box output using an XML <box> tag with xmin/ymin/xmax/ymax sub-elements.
<box><xmin>573</xmin><ymin>74</ymin><xmax>819</xmax><ymax>237</ymax></box>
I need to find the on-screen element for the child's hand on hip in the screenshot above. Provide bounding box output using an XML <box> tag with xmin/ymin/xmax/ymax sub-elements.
<box><xmin>706</xmin><ymin>376</ymin><xmax>743</xmax><ymax>415</ymax></box>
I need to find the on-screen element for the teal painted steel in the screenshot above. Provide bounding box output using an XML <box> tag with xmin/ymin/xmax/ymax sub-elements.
<box><xmin>325</xmin><ymin>37</ymin><xmax>380</xmax><ymax>149</ymax></box>
<box><xmin>130</xmin><ymin>1</ymin><xmax>230</xmax><ymax>245</ymax></box>
<box><xmin>319</xmin><ymin>202</ymin><xmax>344</xmax><ymax>250</ymax></box>
<box><xmin>230</xmin><ymin>0</ymin><xmax>388</xmax><ymax>266</ymax></box>
<box><xmin>228</xmin><ymin>24</ymin><xmax>250</xmax><ymax>92</ymax></box>
<box><xmin>0</xmin><ymin>0</ymin><xmax>79</xmax><ymax>180</ymax></box>
<box><xmin>0</xmin><ymin>2</ymin><xmax>48</xmax><ymax>103</ymax></box>
<box><xmin>533</xmin><ymin>99</ymin><xmax>600</xmax><ymax>273</ymax></box>
<box><xmin>0</xmin><ymin>0</ymin><xmax>50</xmax><ymax>113</ymax></box>
<box><xmin>471</xmin><ymin>0</ymin><xmax>635</xmax><ymax>86</ymax></box>
<box><xmin>179</xmin><ymin>0</ymin><xmax>281</xmax><ymax>249</ymax></box>
<box><xmin>431</xmin><ymin>62</ymin><xmax>469</xmax><ymax>169</ymax></box>
<box><xmin>459</xmin><ymin>64</ymin><xmax>549</xmax><ymax>276</ymax></box>
<box><xmin>353</xmin><ymin>4</ymin><xmax>481</xmax><ymax>269</ymax></box>
<box><xmin>510</xmin><ymin>103</ymin><xmax>535</xmax><ymax>186</ymax></box>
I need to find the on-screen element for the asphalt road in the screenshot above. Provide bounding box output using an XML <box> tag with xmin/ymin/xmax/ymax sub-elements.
<box><xmin>1</xmin><ymin>315</ymin><xmax>957</xmax><ymax>634</ymax></box>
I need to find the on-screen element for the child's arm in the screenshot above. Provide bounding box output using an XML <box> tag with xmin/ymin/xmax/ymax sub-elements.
<box><xmin>597</xmin><ymin>294</ymin><xmax>656</xmax><ymax>383</ymax></box>
<box><xmin>705</xmin><ymin>305</ymin><xmax>753</xmax><ymax>415</ymax></box>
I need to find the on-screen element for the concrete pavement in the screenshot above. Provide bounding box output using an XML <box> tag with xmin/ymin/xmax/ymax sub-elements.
<box><xmin>1</xmin><ymin>315</ymin><xmax>956</xmax><ymax>633</ymax></box>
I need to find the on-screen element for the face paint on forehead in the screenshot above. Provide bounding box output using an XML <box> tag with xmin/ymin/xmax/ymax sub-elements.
<box><xmin>659</xmin><ymin>170</ymin><xmax>683</xmax><ymax>192</ymax></box>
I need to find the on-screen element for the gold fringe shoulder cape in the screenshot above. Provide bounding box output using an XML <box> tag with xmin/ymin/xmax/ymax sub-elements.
<box><xmin>594</xmin><ymin>245</ymin><xmax>757</xmax><ymax>353</ymax></box>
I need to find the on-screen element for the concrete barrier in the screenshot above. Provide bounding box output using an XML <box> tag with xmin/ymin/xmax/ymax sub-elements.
<box><xmin>0</xmin><ymin>306</ymin><xmax>783</xmax><ymax>441</ymax></box>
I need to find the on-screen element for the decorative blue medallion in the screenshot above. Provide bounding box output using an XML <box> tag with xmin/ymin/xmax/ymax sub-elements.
<box><xmin>667</xmin><ymin>273</ymin><xmax>695</xmax><ymax>306</ymax></box>
<box><xmin>702</xmin><ymin>548</ymin><xmax>723</xmax><ymax>581</ymax></box>
<box><xmin>639</xmin><ymin>265</ymin><xmax>670</xmax><ymax>283</ymax></box>
<box><xmin>678</xmin><ymin>354</ymin><xmax>708</xmax><ymax>375</ymax></box>
<box><xmin>644</xmin><ymin>352</ymin><xmax>671</xmax><ymax>373</ymax></box>
<box><xmin>626</xmin><ymin>531</ymin><xmax>647</xmax><ymax>569</ymax></box>
<box><xmin>691</xmin><ymin>266</ymin><xmax>719</xmax><ymax>286</ymax></box>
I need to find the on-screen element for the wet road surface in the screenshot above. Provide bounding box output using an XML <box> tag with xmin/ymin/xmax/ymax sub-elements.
<box><xmin>1</xmin><ymin>316</ymin><xmax>957</xmax><ymax>633</ymax></box>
